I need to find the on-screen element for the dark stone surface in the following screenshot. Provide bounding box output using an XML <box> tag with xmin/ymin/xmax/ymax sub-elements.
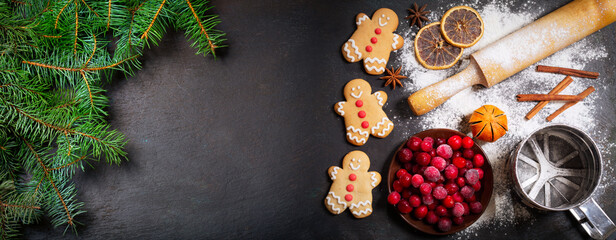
<box><xmin>24</xmin><ymin>0</ymin><xmax>616</xmax><ymax>239</ymax></box>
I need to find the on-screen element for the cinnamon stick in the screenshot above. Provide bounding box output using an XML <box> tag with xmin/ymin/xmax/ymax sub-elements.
<box><xmin>516</xmin><ymin>94</ymin><xmax>583</xmax><ymax>102</ymax></box>
<box><xmin>546</xmin><ymin>86</ymin><xmax>595</xmax><ymax>122</ymax></box>
<box><xmin>525</xmin><ymin>76</ymin><xmax>573</xmax><ymax>120</ymax></box>
<box><xmin>537</xmin><ymin>65</ymin><xmax>599</xmax><ymax>79</ymax></box>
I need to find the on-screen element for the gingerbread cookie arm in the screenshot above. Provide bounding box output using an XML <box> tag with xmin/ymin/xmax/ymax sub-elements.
<box><xmin>367</xmin><ymin>171</ymin><xmax>382</xmax><ymax>189</ymax></box>
<box><xmin>391</xmin><ymin>33</ymin><xmax>404</xmax><ymax>51</ymax></box>
<box><xmin>355</xmin><ymin>13</ymin><xmax>370</xmax><ymax>26</ymax></box>
<box><xmin>372</xmin><ymin>91</ymin><xmax>388</xmax><ymax>107</ymax></box>
<box><xmin>342</xmin><ymin>39</ymin><xmax>363</xmax><ymax>63</ymax></box>
<box><xmin>370</xmin><ymin>117</ymin><xmax>394</xmax><ymax>138</ymax></box>
<box><xmin>334</xmin><ymin>101</ymin><xmax>347</xmax><ymax>116</ymax></box>
<box><xmin>328</xmin><ymin>166</ymin><xmax>343</xmax><ymax>180</ymax></box>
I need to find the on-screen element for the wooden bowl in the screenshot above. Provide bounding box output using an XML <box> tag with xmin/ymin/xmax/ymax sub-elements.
<box><xmin>387</xmin><ymin>128</ymin><xmax>493</xmax><ymax>235</ymax></box>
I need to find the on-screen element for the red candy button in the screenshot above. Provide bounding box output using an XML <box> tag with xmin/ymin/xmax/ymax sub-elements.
<box><xmin>375</xmin><ymin>28</ymin><xmax>382</xmax><ymax>34</ymax></box>
<box><xmin>358</xmin><ymin>111</ymin><xmax>366</xmax><ymax>118</ymax></box>
<box><xmin>345</xmin><ymin>194</ymin><xmax>353</xmax><ymax>201</ymax></box>
<box><xmin>365</xmin><ymin>46</ymin><xmax>372</xmax><ymax>52</ymax></box>
<box><xmin>346</xmin><ymin>184</ymin><xmax>354</xmax><ymax>192</ymax></box>
<box><xmin>355</xmin><ymin>100</ymin><xmax>363</xmax><ymax>107</ymax></box>
<box><xmin>349</xmin><ymin>174</ymin><xmax>357</xmax><ymax>181</ymax></box>
<box><xmin>361</xmin><ymin>121</ymin><xmax>369</xmax><ymax>129</ymax></box>
<box><xmin>371</xmin><ymin>37</ymin><xmax>377</xmax><ymax>44</ymax></box>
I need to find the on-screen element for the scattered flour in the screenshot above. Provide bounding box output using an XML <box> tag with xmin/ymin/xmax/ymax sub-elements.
<box><xmin>393</xmin><ymin>0</ymin><xmax>613</xmax><ymax>237</ymax></box>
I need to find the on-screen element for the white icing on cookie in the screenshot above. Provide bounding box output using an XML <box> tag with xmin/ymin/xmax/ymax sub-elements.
<box><xmin>350</xmin><ymin>200</ymin><xmax>371</xmax><ymax>209</ymax></box>
<box><xmin>364</xmin><ymin>65</ymin><xmax>385</xmax><ymax>73</ymax></box>
<box><xmin>349</xmin><ymin>158</ymin><xmax>361</xmax><ymax>170</ymax></box>
<box><xmin>378</xmin><ymin>15</ymin><xmax>388</xmax><ymax>27</ymax></box>
<box><xmin>343</xmin><ymin>42</ymin><xmax>355</xmax><ymax>62</ymax></box>
<box><xmin>370</xmin><ymin>172</ymin><xmax>378</xmax><ymax>187</ymax></box>
<box><xmin>330</xmin><ymin>166</ymin><xmax>341</xmax><ymax>180</ymax></box>
<box><xmin>392</xmin><ymin>34</ymin><xmax>400</xmax><ymax>50</ymax></box>
<box><xmin>346</xmin><ymin>39</ymin><xmax>361</xmax><ymax>60</ymax></box>
<box><xmin>371</xmin><ymin>117</ymin><xmax>392</xmax><ymax>136</ymax></box>
<box><xmin>347</xmin><ymin>126</ymin><xmax>369</xmax><ymax>137</ymax></box>
<box><xmin>374</xmin><ymin>92</ymin><xmax>384</xmax><ymax>106</ymax></box>
<box><xmin>336</xmin><ymin>102</ymin><xmax>345</xmax><ymax>116</ymax></box>
<box><xmin>364</xmin><ymin>57</ymin><xmax>386</xmax><ymax>64</ymax></box>
<box><xmin>347</xmin><ymin>126</ymin><xmax>368</xmax><ymax>144</ymax></box>
<box><xmin>326</xmin><ymin>192</ymin><xmax>346</xmax><ymax>214</ymax></box>
<box><xmin>356</xmin><ymin>15</ymin><xmax>369</xmax><ymax>26</ymax></box>
<box><xmin>350</xmin><ymin>91</ymin><xmax>363</xmax><ymax>99</ymax></box>
<box><xmin>352</xmin><ymin>208</ymin><xmax>372</xmax><ymax>216</ymax></box>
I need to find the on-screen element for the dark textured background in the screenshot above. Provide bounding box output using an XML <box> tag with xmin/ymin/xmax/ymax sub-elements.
<box><xmin>24</xmin><ymin>0</ymin><xmax>616</xmax><ymax>239</ymax></box>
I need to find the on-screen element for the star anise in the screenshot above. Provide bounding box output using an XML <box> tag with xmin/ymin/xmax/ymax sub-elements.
<box><xmin>380</xmin><ymin>66</ymin><xmax>407</xmax><ymax>90</ymax></box>
<box><xmin>405</xmin><ymin>3</ymin><xmax>430</xmax><ymax>28</ymax></box>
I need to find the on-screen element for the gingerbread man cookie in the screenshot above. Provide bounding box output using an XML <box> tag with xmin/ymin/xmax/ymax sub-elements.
<box><xmin>342</xmin><ymin>8</ymin><xmax>404</xmax><ymax>75</ymax></box>
<box><xmin>325</xmin><ymin>150</ymin><xmax>381</xmax><ymax>218</ymax></box>
<box><xmin>335</xmin><ymin>79</ymin><xmax>394</xmax><ymax>146</ymax></box>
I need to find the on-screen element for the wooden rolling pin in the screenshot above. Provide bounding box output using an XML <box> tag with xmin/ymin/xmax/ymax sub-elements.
<box><xmin>408</xmin><ymin>0</ymin><xmax>616</xmax><ymax>116</ymax></box>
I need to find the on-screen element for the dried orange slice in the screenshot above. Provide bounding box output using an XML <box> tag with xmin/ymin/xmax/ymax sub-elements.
<box><xmin>469</xmin><ymin>105</ymin><xmax>508</xmax><ymax>142</ymax></box>
<box><xmin>414</xmin><ymin>22</ymin><xmax>463</xmax><ymax>70</ymax></box>
<box><xmin>440</xmin><ymin>6</ymin><xmax>484</xmax><ymax>48</ymax></box>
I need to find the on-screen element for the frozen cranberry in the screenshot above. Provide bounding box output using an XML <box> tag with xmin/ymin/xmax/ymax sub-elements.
<box><xmin>465</xmin><ymin>169</ymin><xmax>480</xmax><ymax>185</ymax></box>
<box><xmin>396</xmin><ymin>169</ymin><xmax>408</xmax><ymax>178</ymax></box>
<box><xmin>426</xmin><ymin>211</ymin><xmax>439</xmax><ymax>225</ymax></box>
<box><xmin>462</xmin><ymin>202</ymin><xmax>470</xmax><ymax>215</ymax></box>
<box><xmin>460</xmin><ymin>186</ymin><xmax>475</xmax><ymax>199</ymax></box>
<box><xmin>421</xmin><ymin>138</ymin><xmax>434</xmax><ymax>152</ymax></box>
<box><xmin>403</xmin><ymin>162</ymin><xmax>413</xmax><ymax>171</ymax></box>
<box><xmin>463</xmin><ymin>148</ymin><xmax>475</xmax><ymax>159</ymax></box>
<box><xmin>443</xmin><ymin>195</ymin><xmax>455</xmax><ymax>208</ymax></box>
<box><xmin>400</xmin><ymin>173</ymin><xmax>412</xmax><ymax>188</ymax></box>
<box><xmin>452</xmin><ymin>151</ymin><xmax>462</xmax><ymax>159</ymax></box>
<box><xmin>414</xmin><ymin>205</ymin><xmax>428</xmax><ymax>219</ymax></box>
<box><xmin>444</xmin><ymin>164</ymin><xmax>458</xmax><ymax>180</ymax></box>
<box><xmin>419</xmin><ymin>183</ymin><xmax>432</xmax><ymax>195</ymax></box>
<box><xmin>409</xmin><ymin>195</ymin><xmax>421</xmax><ymax>207</ymax></box>
<box><xmin>462</xmin><ymin>136</ymin><xmax>474</xmax><ymax>149</ymax></box>
<box><xmin>428</xmin><ymin>202</ymin><xmax>438</xmax><ymax>210</ymax></box>
<box><xmin>467</xmin><ymin>194</ymin><xmax>477</xmax><ymax>202</ymax></box>
<box><xmin>465</xmin><ymin>159</ymin><xmax>474</xmax><ymax>169</ymax></box>
<box><xmin>475</xmin><ymin>168</ymin><xmax>484</xmax><ymax>179</ymax></box>
<box><xmin>473</xmin><ymin>154</ymin><xmax>485</xmax><ymax>167</ymax></box>
<box><xmin>429</xmin><ymin>182</ymin><xmax>437</xmax><ymax>189</ymax></box>
<box><xmin>456</xmin><ymin>177</ymin><xmax>465</xmax><ymax>187</ymax></box>
<box><xmin>424</xmin><ymin>166</ymin><xmax>441</xmax><ymax>182</ymax></box>
<box><xmin>432</xmin><ymin>186</ymin><xmax>447</xmax><ymax>200</ymax></box>
<box><xmin>472</xmin><ymin>181</ymin><xmax>481</xmax><ymax>191</ymax></box>
<box><xmin>445</xmin><ymin>183</ymin><xmax>459</xmax><ymax>195</ymax></box>
<box><xmin>402</xmin><ymin>189</ymin><xmax>412</xmax><ymax>199</ymax></box>
<box><xmin>431</xmin><ymin>157</ymin><xmax>447</xmax><ymax>171</ymax></box>
<box><xmin>387</xmin><ymin>192</ymin><xmax>401</xmax><ymax>205</ymax></box>
<box><xmin>436</xmin><ymin>144</ymin><xmax>453</xmax><ymax>159</ymax></box>
<box><xmin>415</xmin><ymin>152</ymin><xmax>431</xmax><ymax>166</ymax></box>
<box><xmin>435</xmin><ymin>205</ymin><xmax>448</xmax><ymax>217</ymax></box>
<box><xmin>458</xmin><ymin>168</ymin><xmax>468</xmax><ymax>177</ymax></box>
<box><xmin>422</xmin><ymin>194</ymin><xmax>435</xmax><ymax>205</ymax></box>
<box><xmin>453</xmin><ymin>216</ymin><xmax>464</xmax><ymax>225</ymax></box>
<box><xmin>452</xmin><ymin>202</ymin><xmax>465</xmax><ymax>217</ymax></box>
<box><xmin>393</xmin><ymin>180</ymin><xmax>403</xmax><ymax>192</ymax></box>
<box><xmin>470</xmin><ymin>201</ymin><xmax>483</xmax><ymax>214</ymax></box>
<box><xmin>452</xmin><ymin>192</ymin><xmax>464</xmax><ymax>202</ymax></box>
<box><xmin>411</xmin><ymin>174</ymin><xmax>424</xmax><ymax>188</ymax></box>
<box><xmin>447</xmin><ymin>135</ymin><xmax>462</xmax><ymax>150</ymax></box>
<box><xmin>398</xmin><ymin>148</ymin><xmax>413</xmax><ymax>163</ymax></box>
<box><xmin>453</xmin><ymin>157</ymin><xmax>466</xmax><ymax>169</ymax></box>
<box><xmin>411</xmin><ymin>164</ymin><xmax>421</xmax><ymax>174</ymax></box>
<box><xmin>397</xmin><ymin>199</ymin><xmax>412</xmax><ymax>213</ymax></box>
<box><xmin>429</xmin><ymin>149</ymin><xmax>437</xmax><ymax>157</ymax></box>
<box><xmin>437</xmin><ymin>217</ymin><xmax>452</xmax><ymax>232</ymax></box>
<box><xmin>406</xmin><ymin>137</ymin><xmax>422</xmax><ymax>151</ymax></box>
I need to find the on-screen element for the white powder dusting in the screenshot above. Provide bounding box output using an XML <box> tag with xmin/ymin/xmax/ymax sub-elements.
<box><xmin>394</xmin><ymin>0</ymin><xmax>613</xmax><ymax>237</ymax></box>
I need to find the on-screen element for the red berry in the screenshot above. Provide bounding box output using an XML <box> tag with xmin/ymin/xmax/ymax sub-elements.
<box><xmin>429</xmin><ymin>182</ymin><xmax>437</xmax><ymax>189</ymax></box>
<box><xmin>403</xmin><ymin>162</ymin><xmax>413</xmax><ymax>171</ymax></box>
<box><xmin>407</xmin><ymin>137</ymin><xmax>422</xmax><ymax>151</ymax></box>
<box><xmin>411</xmin><ymin>174</ymin><xmax>424</xmax><ymax>188</ymax></box>
<box><xmin>443</xmin><ymin>195</ymin><xmax>455</xmax><ymax>208</ymax></box>
<box><xmin>463</xmin><ymin>148</ymin><xmax>475</xmax><ymax>159</ymax></box>
<box><xmin>421</xmin><ymin>138</ymin><xmax>434</xmax><ymax>152</ymax></box>
<box><xmin>452</xmin><ymin>202</ymin><xmax>465</xmax><ymax>217</ymax></box>
<box><xmin>473</xmin><ymin>154</ymin><xmax>485</xmax><ymax>167</ymax></box>
<box><xmin>453</xmin><ymin>157</ymin><xmax>466</xmax><ymax>169</ymax></box>
<box><xmin>387</xmin><ymin>192</ymin><xmax>401</xmax><ymax>205</ymax></box>
<box><xmin>437</xmin><ymin>217</ymin><xmax>452</xmax><ymax>232</ymax></box>
<box><xmin>470</xmin><ymin>201</ymin><xmax>483</xmax><ymax>214</ymax></box>
<box><xmin>393</xmin><ymin>180</ymin><xmax>403</xmax><ymax>192</ymax></box>
<box><xmin>456</xmin><ymin>177</ymin><xmax>466</xmax><ymax>187</ymax></box>
<box><xmin>444</xmin><ymin>164</ymin><xmax>458</xmax><ymax>180</ymax></box>
<box><xmin>429</xmin><ymin>149</ymin><xmax>437</xmax><ymax>157</ymax></box>
<box><xmin>396</xmin><ymin>169</ymin><xmax>408</xmax><ymax>178</ymax></box>
<box><xmin>465</xmin><ymin>169</ymin><xmax>480</xmax><ymax>185</ymax></box>
<box><xmin>409</xmin><ymin>195</ymin><xmax>421</xmax><ymax>207</ymax></box>
<box><xmin>462</xmin><ymin>202</ymin><xmax>470</xmax><ymax>215</ymax></box>
<box><xmin>411</xmin><ymin>164</ymin><xmax>421</xmax><ymax>174</ymax></box>
<box><xmin>452</xmin><ymin>192</ymin><xmax>464</xmax><ymax>202</ymax></box>
<box><xmin>431</xmin><ymin>157</ymin><xmax>447</xmax><ymax>171</ymax></box>
<box><xmin>460</xmin><ymin>186</ymin><xmax>475</xmax><ymax>199</ymax></box>
<box><xmin>436</xmin><ymin>144</ymin><xmax>453</xmax><ymax>159</ymax></box>
<box><xmin>414</xmin><ymin>205</ymin><xmax>428</xmax><ymax>219</ymax></box>
<box><xmin>424</xmin><ymin>166</ymin><xmax>441</xmax><ymax>182</ymax></box>
<box><xmin>453</xmin><ymin>216</ymin><xmax>464</xmax><ymax>225</ymax></box>
<box><xmin>475</xmin><ymin>168</ymin><xmax>484</xmax><ymax>179</ymax></box>
<box><xmin>467</xmin><ymin>194</ymin><xmax>477</xmax><ymax>202</ymax></box>
<box><xmin>426</xmin><ymin>211</ymin><xmax>439</xmax><ymax>225</ymax></box>
<box><xmin>432</xmin><ymin>186</ymin><xmax>447</xmax><ymax>200</ymax></box>
<box><xmin>458</xmin><ymin>167</ymin><xmax>468</xmax><ymax>177</ymax></box>
<box><xmin>452</xmin><ymin>151</ymin><xmax>462</xmax><ymax>159</ymax></box>
<box><xmin>472</xmin><ymin>181</ymin><xmax>481</xmax><ymax>191</ymax></box>
<box><xmin>462</xmin><ymin>136</ymin><xmax>474</xmax><ymax>149</ymax></box>
<box><xmin>428</xmin><ymin>202</ymin><xmax>437</xmax><ymax>210</ymax></box>
<box><xmin>465</xmin><ymin>159</ymin><xmax>474</xmax><ymax>169</ymax></box>
<box><xmin>398</xmin><ymin>148</ymin><xmax>413</xmax><ymax>163</ymax></box>
<box><xmin>447</xmin><ymin>135</ymin><xmax>462</xmax><ymax>150</ymax></box>
<box><xmin>415</xmin><ymin>152</ymin><xmax>431</xmax><ymax>166</ymax></box>
<box><xmin>422</xmin><ymin>194</ymin><xmax>435</xmax><ymax>205</ymax></box>
<box><xmin>419</xmin><ymin>183</ymin><xmax>432</xmax><ymax>195</ymax></box>
<box><xmin>397</xmin><ymin>199</ymin><xmax>412</xmax><ymax>213</ymax></box>
<box><xmin>435</xmin><ymin>205</ymin><xmax>448</xmax><ymax>217</ymax></box>
<box><xmin>400</xmin><ymin>173</ymin><xmax>412</xmax><ymax>188</ymax></box>
<box><xmin>402</xmin><ymin>189</ymin><xmax>412</xmax><ymax>199</ymax></box>
<box><xmin>423</xmin><ymin>137</ymin><xmax>434</xmax><ymax>145</ymax></box>
<box><xmin>445</xmin><ymin>183</ymin><xmax>459</xmax><ymax>195</ymax></box>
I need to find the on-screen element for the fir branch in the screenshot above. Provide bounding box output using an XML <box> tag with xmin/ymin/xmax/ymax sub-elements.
<box><xmin>22</xmin><ymin>54</ymin><xmax>139</xmax><ymax>72</ymax></box>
